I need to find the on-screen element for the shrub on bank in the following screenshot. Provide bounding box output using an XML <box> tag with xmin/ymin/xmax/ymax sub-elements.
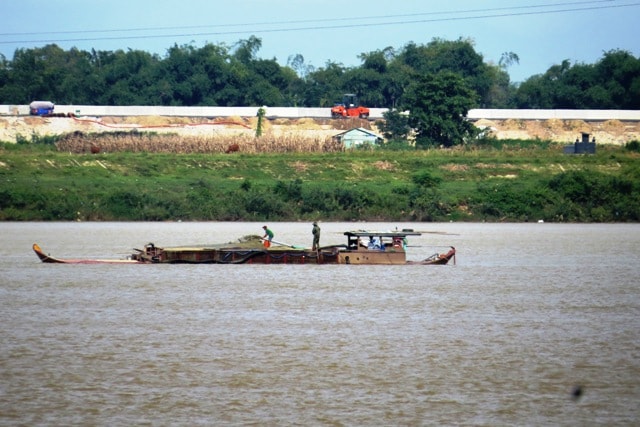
<box><xmin>1</xmin><ymin>142</ymin><xmax>639</xmax><ymax>222</ymax></box>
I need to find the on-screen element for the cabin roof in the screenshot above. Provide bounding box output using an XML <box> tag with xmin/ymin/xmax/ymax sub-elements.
<box><xmin>333</xmin><ymin>127</ymin><xmax>383</xmax><ymax>139</ymax></box>
<box><xmin>344</xmin><ymin>230</ymin><xmax>421</xmax><ymax>238</ymax></box>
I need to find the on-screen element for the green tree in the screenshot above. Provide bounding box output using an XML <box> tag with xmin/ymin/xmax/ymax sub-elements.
<box><xmin>483</xmin><ymin>62</ymin><xmax>514</xmax><ymax>108</ymax></box>
<box><xmin>378</xmin><ymin>109</ymin><xmax>411</xmax><ymax>141</ymax></box>
<box><xmin>515</xmin><ymin>50</ymin><xmax>640</xmax><ymax>109</ymax></box>
<box><xmin>5</xmin><ymin>46</ymin><xmax>51</xmax><ymax>101</ymax></box>
<box><xmin>304</xmin><ymin>61</ymin><xmax>346</xmax><ymax>107</ymax></box>
<box><xmin>381</xmin><ymin>60</ymin><xmax>412</xmax><ymax>109</ymax></box>
<box><xmin>0</xmin><ymin>54</ymin><xmax>10</xmax><ymax>99</ymax></box>
<box><xmin>100</xmin><ymin>49</ymin><xmax>160</xmax><ymax>104</ymax></box>
<box><xmin>596</xmin><ymin>49</ymin><xmax>640</xmax><ymax>109</ymax></box>
<box><xmin>402</xmin><ymin>71</ymin><xmax>478</xmax><ymax>148</ymax></box>
<box><xmin>59</xmin><ymin>48</ymin><xmax>104</xmax><ymax>104</ymax></box>
<box><xmin>233</xmin><ymin>36</ymin><xmax>262</xmax><ymax>64</ymax></box>
<box><xmin>395</xmin><ymin>38</ymin><xmax>491</xmax><ymax>107</ymax></box>
<box><xmin>348</xmin><ymin>48</ymin><xmax>395</xmax><ymax>107</ymax></box>
<box><xmin>341</xmin><ymin>67</ymin><xmax>384</xmax><ymax>107</ymax></box>
<box><xmin>287</xmin><ymin>53</ymin><xmax>310</xmax><ymax>78</ymax></box>
<box><xmin>484</xmin><ymin>51</ymin><xmax>519</xmax><ymax>108</ymax></box>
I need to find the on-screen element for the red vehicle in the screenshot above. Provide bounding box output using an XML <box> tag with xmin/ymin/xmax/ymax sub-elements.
<box><xmin>331</xmin><ymin>94</ymin><xmax>370</xmax><ymax>118</ymax></box>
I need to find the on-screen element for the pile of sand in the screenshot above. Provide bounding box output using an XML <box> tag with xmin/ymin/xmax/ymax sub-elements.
<box><xmin>482</xmin><ymin>119</ymin><xmax>640</xmax><ymax>145</ymax></box>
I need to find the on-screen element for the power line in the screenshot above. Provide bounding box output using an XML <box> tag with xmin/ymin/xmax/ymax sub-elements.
<box><xmin>1</xmin><ymin>1</ymin><xmax>638</xmax><ymax>45</ymax></box>
<box><xmin>0</xmin><ymin>0</ymin><xmax>619</xmax><ymax>36</ymax></box>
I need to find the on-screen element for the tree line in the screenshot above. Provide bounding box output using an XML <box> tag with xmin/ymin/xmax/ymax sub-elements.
<box><xmin>1</xmin><ymin>37</ymin><xmax>638</xmax><ymax>110</ymax></box>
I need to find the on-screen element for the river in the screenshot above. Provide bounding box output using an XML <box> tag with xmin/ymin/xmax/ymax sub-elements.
<box><xmin>1</xmin><ymin>222</ymin><xmax>639</xmax><ymax>426</ymax></box>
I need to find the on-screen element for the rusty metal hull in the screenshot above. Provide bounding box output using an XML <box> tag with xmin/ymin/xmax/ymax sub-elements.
<box><xmin>155</xmin><ymin>247</ymin><xmax>341</xmax><ymax>264</ymax></box>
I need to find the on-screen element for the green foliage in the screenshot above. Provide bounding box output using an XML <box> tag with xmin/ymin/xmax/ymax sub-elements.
<box><xmin>470</xmin><ymin>180</ymin><xmax>556</xmax><ymax>221</ymax></box>
<box><xmin>274</xmin><ymin>179</ymin><xmax>303</xmax><ymax>201</ymax></box>
<box><xmin>256</xmin><ymin>106</ymin><xmax>266</xmax><ymax>137</ymax></box>
<box><xmin>380</xmin><ymin>139</ymin><xmax>415</xmax><ymax>151</ymax></box>
<box><xmin>516</xmin><ymin>50</ymin><xmax>640</xmax><ymax>109</ymax></box>
<box><xmin>472</xmin><ymin>136</ymin><xmax>556</xmax><ymax>151</ymax></box>
<box><xmin>547</xmin><ymin>170</ymin><xmax>640</xmax><ymax>221</ymax></box>
<box><xmin>625</xmin><ymin>140</ymin><xmax>640</xmax><ymax>152</ymax></box>
<box><xmin>239</xmin><ymin>189</ymin><xmax>290</xmax><ymax>220</ymax></box>
<box><xmin>402</xmin><ymin>71</ymin><xmax>479</xmax><ymax>148</ymax></box>
<box><xmin>377</xmin><ymin>110</ymin><xmax>411</xmax><ymax>140</ymax></box>
<box><xmin>411</xmin><ymin>170</ymin><xmax>442</xmax><ymax>187</ymax></box>
<box><xmin>1</xmin><ymin>40</ymin><xmax>636</xmax><ymax>111</ymax></box>
<box><xmin>15</xmin><ymin>133</ymin><xmax>60</xmax><ymax>145</ymax></box>
<box><xmin>408</xmin><ymin>189</ymin><xmax>453</xmax><ymax>221</ymax></box>
<box><xmin>2</xmin><ymin>140</ymin><xmax>640</xmax><ymax>222</ymax></box>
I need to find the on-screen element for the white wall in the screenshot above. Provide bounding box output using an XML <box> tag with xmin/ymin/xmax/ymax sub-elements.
<box><xmin>1</xmin><ymin>105</ymin><xmax>639</xmax><ymax>121</ymax></box>
<box><xmin>466</xmin><ymin>109</ymin><xmax>640</xmax><ymax>121</ymax></box>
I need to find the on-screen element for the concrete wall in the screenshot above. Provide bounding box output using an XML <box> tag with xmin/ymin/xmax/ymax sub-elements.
<box><xmin>1</xmin><ymin>105</ymin><xmax>639</xmax><ymax>121</ymax></box>
<box><xmin>466</xmin><ymin>109</ymin><xmax>640</xmax><ymax>121</ymax></box>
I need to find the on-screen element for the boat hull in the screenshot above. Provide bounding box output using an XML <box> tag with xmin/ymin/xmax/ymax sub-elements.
<box><xmin>155</xmin><ymin>247</ymin><xmax>341</xmax><ymax>264</ymax></box>
<box><xmin>33</xmin><ymin>241</ymin><xmax>455</xmax><ymax>266</ymax></box>
<box><xmin>32</xmin><ymin>243</ymin><xmax>143</xmax><ymax>264</ymax></box>
<box><xmin>337</xmin><ymin>249</ymin><xmax>407</xmax><ymax>265</ymax></box>
<box><xmin>407</xmin><ymin>247</ymin><xmax>456</xmax><ymax>265</ymax></box>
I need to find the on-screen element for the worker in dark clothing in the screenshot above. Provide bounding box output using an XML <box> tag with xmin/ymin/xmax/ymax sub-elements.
<box><xmin>312</xmin><ymin>222</ymin><xmax>321</xmax><ymax>250</ymax></box>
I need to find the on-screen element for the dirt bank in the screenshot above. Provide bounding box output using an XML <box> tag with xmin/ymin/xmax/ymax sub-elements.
<box><xmin>473</xmin><ymin>118</ymin><xmax>640</xmax><ymax>145</ymax></box>
<box><xmin>1</xmin><ymin>115</ymin><xmax>638</xmax><ymax>145</ymax></box>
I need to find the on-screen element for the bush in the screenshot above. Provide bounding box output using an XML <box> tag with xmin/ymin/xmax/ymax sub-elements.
<box><xmin>381</xmin><ymin>139</ymin><xmax>415</xmax><ymax>151</ymax></box>
<box><xmin>412</xmin><ymin>170</ymin><xmax>442</xmax><ymax>187</ymax></box>
<box><xmin>15</xmin><ymin>133</ymin><xmax>59</xmax><ymax>145</ymax></box>
<box><xmin>547</xmin><ymin>171</ymin><xmax>639</xmax><ymax>221</ymax></box>
<box><xmin>625</xmin><ymin>140</ymin><xmax>640</xmax><ymax>152</ymax></box>
<box><xmin>274</xmin><ymin>179</ymin><xmax>303</xmax><ymax>201</ymax></box>
<box><xmin>408</xmin><ymin>188</ymin><xmax>452</xmax><ymax>221</ymax></box>
<box><xmin>470</xmin><ymin>180</ymin><xmax>556</xmax><ymax>221</ymax></box>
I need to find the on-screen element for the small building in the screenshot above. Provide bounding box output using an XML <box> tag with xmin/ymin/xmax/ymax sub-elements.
<box><xmin>333</xmin><ymin>127</ymin><xmax>383</xmax><ymax>149</ymax></box>
<box><xmin>564</xmin><ymin>132</ymin><xmax>596</xmax><ymax>154</ymax></box>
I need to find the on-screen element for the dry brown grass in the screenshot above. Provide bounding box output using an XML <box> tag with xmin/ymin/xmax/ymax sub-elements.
<box><xmin>372</xmin><ymin>160</ymin><xmax>395</xmax><ymax>171</ymax></box>
<box><xmin>441</xmin><ymin>164</ymin><xmax>469</xmax><ymax>172</ymax></box>
<box><xmin>290</xmin><ymin>161</ymin><xmax>308</xmax><ymax>172</ymax></box>
<box><xmin>55</xmin><ymin>130</ymin><xmax>343</xmax><ymax>153</ymax></box>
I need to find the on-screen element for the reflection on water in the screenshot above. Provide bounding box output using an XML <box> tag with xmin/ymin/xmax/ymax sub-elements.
<box><xmin>1</xmin><ymin>222</ymin><xmax>639</xmax><ymax>425</ymax></box>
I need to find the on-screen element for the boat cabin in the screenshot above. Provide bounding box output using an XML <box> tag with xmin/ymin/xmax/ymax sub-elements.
<box><xmin>340</xmin><ymin>230</ymin><xmax>422</xmax><ymax>264</ymax></box>
<box><xmin>344</xmin><ymin>230</ymin><xmax>421</xmax><ymax>250</ymax></box>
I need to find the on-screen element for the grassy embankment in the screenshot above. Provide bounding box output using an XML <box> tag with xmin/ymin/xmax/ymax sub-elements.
<box><xmin>1</xmin><ymin>136</ymin><xmax>639</xmax><ymax>222</ymax></box>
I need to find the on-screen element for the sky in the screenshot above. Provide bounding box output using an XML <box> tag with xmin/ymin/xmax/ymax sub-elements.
<box><xmin>1</xmin><ymin>0</ymin><xmax>639</xmax><ymax>84</ymax></box>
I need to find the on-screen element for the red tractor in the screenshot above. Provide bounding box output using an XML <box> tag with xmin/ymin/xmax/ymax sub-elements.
<box><xmin>331</xmin><ymin>94</ymin><xmax>370</xmax><ymax>119</ymax></box>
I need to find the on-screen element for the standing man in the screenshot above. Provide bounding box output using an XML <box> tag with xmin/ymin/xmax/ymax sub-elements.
<box><xmin>312</xmin><ymin>221</ymin><xmax>321</xmax><ymax>251</ymax></box>
<box><xmin>262</xmin><ymin>225</ymin><xmax>274</xmax><ymax>248</ymax></box>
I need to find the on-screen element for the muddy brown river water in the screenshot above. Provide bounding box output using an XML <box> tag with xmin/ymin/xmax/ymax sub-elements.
<box><xmin>1</xmin><ymin>222</ymin><xmax>639</xmax><ymax>425</ymax></box>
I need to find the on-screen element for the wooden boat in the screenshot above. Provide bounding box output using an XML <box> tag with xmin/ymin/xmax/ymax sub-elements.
<box><xmin>336</xmin><ymin>231</ymin><xmax>455</xmax><ymax>265</ymax></box>
<box><xmin>408</xmin><ymin>246</ymin><xmax>456</xmax><ymax>265</ymax></box>
<box><xmin>32</xmin><ymin>243</ymin><xmax>143</xmax><ymax>264</ymax></box>
<box><xmin>33</xmin><ymin>231</ymin><xmax>455</xmax><ymax>265</ymax></box>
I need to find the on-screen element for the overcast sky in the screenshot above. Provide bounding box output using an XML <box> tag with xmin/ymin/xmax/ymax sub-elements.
<box><xmin>2</xmin><ymin>0</ymin><xmax>639</xmax><ymax>83</ymax></box>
